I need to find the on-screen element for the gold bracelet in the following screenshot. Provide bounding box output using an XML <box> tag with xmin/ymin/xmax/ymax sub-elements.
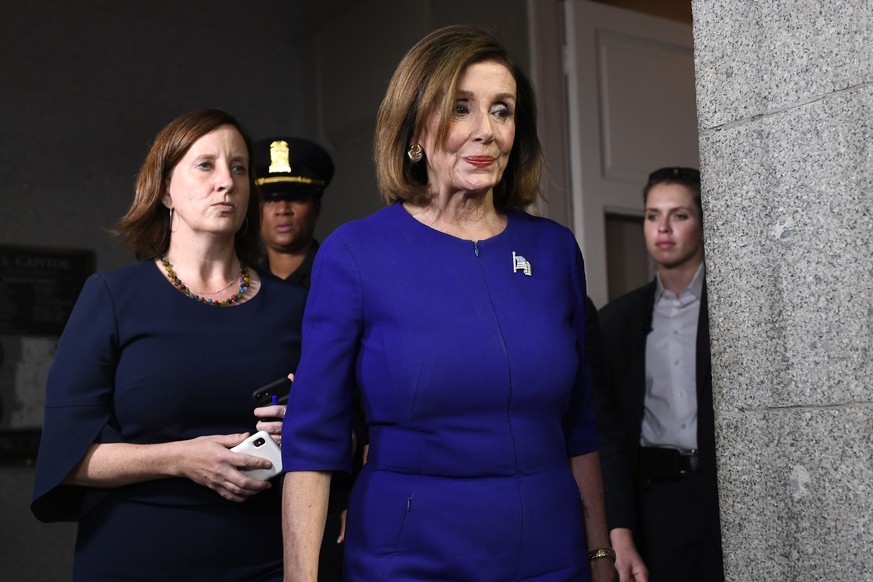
<box><xmin>587</xmin><ymin>547</ymin><xmax>616</xmax><ymax>562</ymax></box>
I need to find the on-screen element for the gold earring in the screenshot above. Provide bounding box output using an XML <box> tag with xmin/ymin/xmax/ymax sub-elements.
<box><xmin>407</xmin><ymin>144</ymin><xmax>423</xmax><ymax>163</ymax></box>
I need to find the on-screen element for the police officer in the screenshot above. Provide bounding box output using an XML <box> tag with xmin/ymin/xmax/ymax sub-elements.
<box><xmin>254</xmin><ymin>136</ymin><xmax>353</xmax><ymax>582</ymax></box>
<box><xmin>254</xmin><ymin>136</ymin><xmax>334</xmax><ymax>288</ymax></box>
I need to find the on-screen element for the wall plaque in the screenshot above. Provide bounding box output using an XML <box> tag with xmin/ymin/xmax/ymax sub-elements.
<box><xmin>0</xmin><ymin>245</ymin><xmax>95</xmax><ymax>464</ymax></box>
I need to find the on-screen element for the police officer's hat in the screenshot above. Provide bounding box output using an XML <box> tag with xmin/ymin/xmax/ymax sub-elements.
<box><xmin>254</xmin><ymin>136</ymin><xmax>334</xmax><ymax>201</ymax></box>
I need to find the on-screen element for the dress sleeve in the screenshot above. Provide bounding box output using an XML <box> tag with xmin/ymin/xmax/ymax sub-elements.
<box><xmin>281</xmin><ymin>234</ymin><xmax>361</xmax><ymax>474</ymax></box>
<box><xmin>31</xmin><ymin>274</ymin><xmax>122</xmax><ymax>522</ymax></box>
<box><xmin>563</xmin><ymin>243</ymin><xmax>601</xmax><ymax>457</ymax></box>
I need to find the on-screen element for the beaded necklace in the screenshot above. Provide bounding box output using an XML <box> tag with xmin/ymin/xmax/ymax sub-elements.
<box><xmin>160</xmin><ymin>255</ymin><xmax>250</xmax><ymax>307</ymax></box>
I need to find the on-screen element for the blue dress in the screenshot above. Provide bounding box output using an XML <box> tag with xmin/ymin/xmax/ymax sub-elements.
<box><xmin>31</xmin><ymin>260</ymin><xmax>305</xmax><ymax>581</ymax></box>
<box><xmin>282</xmin><ymin>204</ymin><xmax>599</xmax><ymax>581</ymax></box>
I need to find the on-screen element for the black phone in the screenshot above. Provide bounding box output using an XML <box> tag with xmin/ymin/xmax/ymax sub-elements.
<box><xmin>252</xmin><ymin>376</ymin><xmax>293</xmax><ymax>407</ymax></box>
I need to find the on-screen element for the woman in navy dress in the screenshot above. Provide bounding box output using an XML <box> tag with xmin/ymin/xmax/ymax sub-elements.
<box><xmin>281</xmin><ymin>27</ymin><xmax>614</xmax><ymax>582</ymax></box>
<box><xmin>31</xmin><ymin>109</ymin><xmax>302</xmax><ymax>581</ymax></box>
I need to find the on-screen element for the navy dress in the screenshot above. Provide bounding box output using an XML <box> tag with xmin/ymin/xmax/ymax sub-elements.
<box><xmin>31</xmin><ymin>261</ymin><xmax>305</xmax><ymax>581</ymax></box>
<box><xmin>282</xmin><ymin>204</ymin><xmax>599</xmax><ymax>581</ymax></box>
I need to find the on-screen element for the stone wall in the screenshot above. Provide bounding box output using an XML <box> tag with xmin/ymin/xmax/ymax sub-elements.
<box><xmin>691</xmin><ymin>1</ymin><xmax>873</xmax><ymax>579</ymax></box>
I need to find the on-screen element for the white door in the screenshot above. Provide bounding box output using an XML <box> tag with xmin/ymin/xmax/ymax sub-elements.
<box><xmin>562</xmin><ymin>0</ymin><xmax>698</xmax><ymax>307</ymax></box>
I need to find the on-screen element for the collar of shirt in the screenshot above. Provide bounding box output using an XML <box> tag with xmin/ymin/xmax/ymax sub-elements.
<box><xmin>655</xmin><ymin>262</ymin><xmax>705</xmax><ymax>306</ymax></box>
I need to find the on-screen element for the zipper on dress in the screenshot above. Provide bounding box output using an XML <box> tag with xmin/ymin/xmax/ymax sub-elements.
<box><xmin>473</xmin><ymin>240</ymin><xmax>480</xmax><ymax>256</ymax></box>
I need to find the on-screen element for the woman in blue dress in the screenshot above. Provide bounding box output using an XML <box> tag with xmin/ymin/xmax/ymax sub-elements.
<box><xmin>31</xmin><ymin>109</ymin><xmax>302</xmax><ymax>581</ymax></box>
<box><xmin>281</xmin><ymin>26</ymin><xmax>614</xmax><ymax>581</ymax></box>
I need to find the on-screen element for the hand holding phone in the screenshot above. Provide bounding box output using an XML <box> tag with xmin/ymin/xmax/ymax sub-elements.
<box><xmin>230</xmin><ymin>430</ymin><xmax>282</xmax><ymax>481</ymax></box>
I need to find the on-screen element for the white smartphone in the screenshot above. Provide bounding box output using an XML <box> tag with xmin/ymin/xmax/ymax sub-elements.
<box><xmin>230</xmin><ymin>430</ymin><xmax>282</xmax><ymax>480</ymax></box>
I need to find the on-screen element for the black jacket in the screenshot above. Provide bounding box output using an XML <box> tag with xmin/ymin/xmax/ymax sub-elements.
<box><xmin>596</xmin><ymin>280</ymin><xmax>720</xmax><ymax>531</ymax></box>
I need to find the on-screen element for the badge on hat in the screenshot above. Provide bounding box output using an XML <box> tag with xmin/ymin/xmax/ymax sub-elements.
<box><xmin>254</xmin><ymin>136</ymin><xmax>335</xmax><ymax>199</ymax></box>
<box><xmin>269</xmin><ymin>140</ymin><xmax>292</xmax><ymax>174</ymax></box>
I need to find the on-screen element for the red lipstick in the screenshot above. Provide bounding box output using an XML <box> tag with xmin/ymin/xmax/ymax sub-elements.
<box><xmin>464</xmin><ymin>156</ymin><xmax>495</xmax><ymax>168</ymax></box>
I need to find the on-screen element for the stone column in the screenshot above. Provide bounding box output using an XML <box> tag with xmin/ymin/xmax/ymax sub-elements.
<box><xmin>691</xmin><ymin>1</ymin><xmax>873</xmax><ymax>580</ymax></box>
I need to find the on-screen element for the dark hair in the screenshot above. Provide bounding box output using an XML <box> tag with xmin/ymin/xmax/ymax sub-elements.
<box><xmin>114</xmin><ymin>109</ymin><xmax>262</xmax><ymax>265</ymax></box>
<box><xmin>643</xmin><ymin>167</ymin><xmax>702</xmax><ymax>219</ymax></box>
<box><xmin>373</xmin><ymin>25</ymin><xmax>544</xmax><ymax>211</ymax></box>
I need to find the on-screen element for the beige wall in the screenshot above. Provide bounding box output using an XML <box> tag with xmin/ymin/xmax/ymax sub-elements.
<box><xmin>591</xmin><ymin>0</ymin><xmax>692</xmax><ymax>23</ymax></box>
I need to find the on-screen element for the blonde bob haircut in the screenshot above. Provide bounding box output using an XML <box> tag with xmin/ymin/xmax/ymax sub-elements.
<box><xmin>374</xmin><ymin>25</ymin><xmax>544</xmax><ymax>212</ymax></box>
<box><xmin>113</xmin><ymin>109</ymin><xmax>262</xmax><ymax>266</ymax></box>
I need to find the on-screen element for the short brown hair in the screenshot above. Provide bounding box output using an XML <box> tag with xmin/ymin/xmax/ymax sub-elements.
<box><xmin>373</xmin><ymin>25</ymin><xmax>544</xmax><ymax>212</ymax></box>
<box><xmin>114</xmin><ymin>109</ymin><xmax>262</xmax><ymax>265</ymax></box>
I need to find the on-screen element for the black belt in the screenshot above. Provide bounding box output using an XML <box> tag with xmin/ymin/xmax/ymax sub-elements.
<box><xmin>638</xmin><ymin>446</ymin><xmax>700</xmax><ymax>482</ymax></box>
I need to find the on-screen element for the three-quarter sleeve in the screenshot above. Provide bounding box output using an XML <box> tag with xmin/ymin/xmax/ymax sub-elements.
<box><xmin>281</xmin><ymin>234</ymin><xmax>361</xmax><ymax>474</ymax></box>
<box><xmin>563</xmin><ymin>242</ymin><xmax>601</xmax><ymax>457</ymax></box>
<box><xmin>31</xmin><ymin>274</ymin><xmax>121</xmax><ymax>522</ymax></box>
